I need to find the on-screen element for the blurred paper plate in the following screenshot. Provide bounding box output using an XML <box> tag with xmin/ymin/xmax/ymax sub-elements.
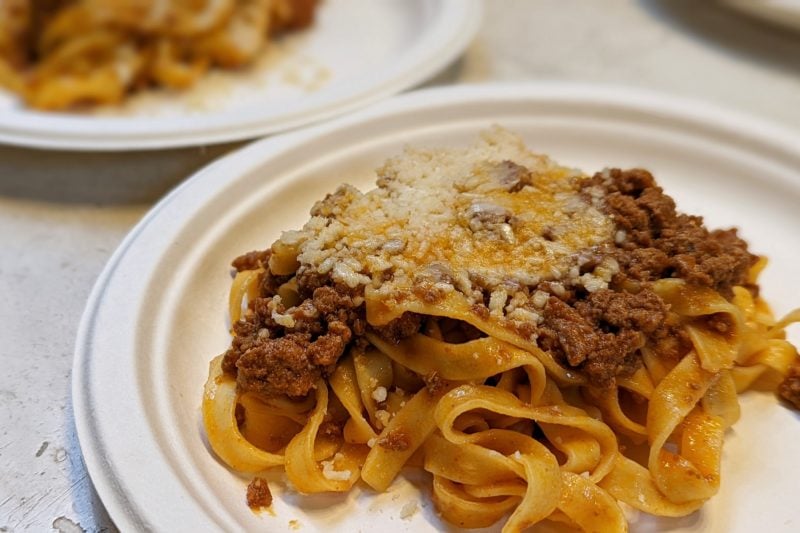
<box><xmin>0</xmin><ymin>0</ymin><xmax>480</xmax><ymax>151</ymax></box>
<box><xmin>74</xmin><ymin>83</ymin><xmax>800</xmax><ymax>532</ymax></box>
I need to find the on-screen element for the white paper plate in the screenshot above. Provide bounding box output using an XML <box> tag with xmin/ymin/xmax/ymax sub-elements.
<box><xmin>73</xmin><ymin>83</ymin><xmax>800</xmax><ymax>532</ymax></box>
<box><xmin>721</xmin><ymin>0</ymin><xmax>800</xmax><ymax>31</ymax></box>
<box><xmin>0</xmin><ymin>0</ymin><xmax>480</xmax><ymax>151</ymax></box>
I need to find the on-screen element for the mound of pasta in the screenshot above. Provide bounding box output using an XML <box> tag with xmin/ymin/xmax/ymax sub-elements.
<box><xmin>203</xmin><ymin>128</ymin><xmax>800</xmax><ymax>531</ymax></box>
<box><xmin>0</xmin><ymin>0</ymin><xmax>317</xmax><ymax>110</ymax></box>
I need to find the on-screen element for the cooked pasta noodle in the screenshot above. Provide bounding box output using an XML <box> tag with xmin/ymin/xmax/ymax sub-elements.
<box><xmin>202</xmin><ymin>129</ymin><xmax>800</xmax><ymax>530</ymax></box>
<box><xmin>0</xmin><ymin>0</ymin><xmax>318</xmax><ymax>109</ymax></box>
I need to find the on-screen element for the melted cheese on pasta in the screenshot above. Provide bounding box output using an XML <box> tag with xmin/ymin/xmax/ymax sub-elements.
<box><xmin>281</xmin><ymin>128</ymin><xmax>615</xmax><ymax>309</ymax></box>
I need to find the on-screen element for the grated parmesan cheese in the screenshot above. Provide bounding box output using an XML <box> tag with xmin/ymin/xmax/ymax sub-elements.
<box><xmin>375</xmin><ymin>410</ymin><xmax>391</xmax><ymax>427</ymax></box>
<box><xmin>278</xmin><ymin>128</ymin><xmax>615</xmax><ymax>323</ymax></box>
<box><xmin>371</xmin><ymin>386</ymin><xmax>388</xmax><ymax>403</ymax></box>
<box><xmin>320</xmin><ymin>453</ymin><xmax>352</xmax><ymax>482</ymax></box>
<box><xmin>267</xmin><ymin>295</ymin><xmax>296</xmax><ymax>328</ymax></box>
<box><xmin>400</xmin><ymin>501</ymin><xmax>419</xmax><ymax>520</ymax></box>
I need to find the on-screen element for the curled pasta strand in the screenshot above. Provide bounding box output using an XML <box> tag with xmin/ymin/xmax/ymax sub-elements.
<box><xmin>284</xmin><ymin>381</ymin><xmax>361</xmax><ymax>493</ymax></box>
<box><xmin>646</xmin><ymin>353</ymin><xmax>722</xmax><ymax>503</ymax></box>
<box><xmin>584</xmin><ymin>386</ymin><xmax>647</xmax><ymax>441</ymax></box>
<box><xmin>202</xmin><ymin>355</ymin><xmax>285</xmax><ymax>471</ymax></box>
<box><xmin>151</xmin><ymin>39</ymin><xmax>209</xmax><ymax>89</ymax></box>
<box><xmin>361</xmin><ymin>386</ymin><xmax>445</xmax><ymax>491</ymax></box>
<box><xmin>599</xmin><ymin>455</ymin><xmax>704</xmax><ymax>517</ymax></box>
<box><xmin>228</xmin><ymin>268</ymin><xmax>263</xmax><ymax>325</ymax></box>
<box><xmin>431</xmin><ymin>476</ymin><xmax>521</xmax><ymax>529</ymax></box>
<box><xmin>653</xmin><ymin>279</ymin><xmax>744</xmax><ymax>372</ymax></box>
<box><xmin>329</xmin><ymin>354</ymin><xmax>377</xmax><ymax>444</ymax></box>
<box><xmin>558</xmin><ymin>471</ymin><xmax>627</xmax><ymax>533</ymax></box>
<box><xmin>435</xmin><ymin>385</ymin><xmax>619</xmax><ymax>483</ymax></box>
<box><xmin>365</xmin><ymin>288</ymin><xmax>586</xmax><ymax>386</ymax></box>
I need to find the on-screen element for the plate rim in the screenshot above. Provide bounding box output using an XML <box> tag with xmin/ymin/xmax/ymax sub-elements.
<box><xmin>0</xmin><ymin>0</ymin><xmax>482</xmax><ymax>152</ymax></box>
<box><xmin>72</xmin><ymin>82</ymin><xmax>800</xmax><ymax>531</ymax></box>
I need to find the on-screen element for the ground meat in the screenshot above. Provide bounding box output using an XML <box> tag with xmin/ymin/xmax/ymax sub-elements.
<box><xmin>438</xmin><ymin>318</ymin><xmax>485</xmax><ymax>344</ymax></box>
<box><xmin>373</xmin><ymin>312</ymin><xmax>422</xmax><ymax>344</ymax></box>
<box><xmin>272</xmin><ymin>0</ymin><xmax>318</xmax><ymax>31</ymax></box>
<box><xmin>378</xmin><ymin>429</ymin><xmax>411</xmax><ymax>451</ymax></box>
<box><xmin>318</xmin><ymin>420</ymin><xmax>344</xmax><ymax>439</ymax></box>
<box><xmin>246</xmin><ymin>477</ymin><xmax>272</xmax><ymax>509</ymax></box>
<box><xmin>490</xmin><ymin>160</ymin><xmax>533</xmax><ymax>192</ymax></box>
<box><xmin>307</xmin><ymin>324</ymin><xmax>351</xmax><ymax>366</ymax></box>
<box><xmin>575</xmin><ymin>288</ymin><xmax>667</xmax><ymax>334</ymax></box>
<box><xmin>702</xmin><ymin>313</ymin><xmax>735</xmax><ymax>334</ymax></box>
<box><xmin>259</xmin><ymin>269</ymin><xmax>292</xmax><ymax>298</ymax></box>
<box><xmin>235</xmin><ymin>333</ymin><xmax>320</xmax><ymax>397</ymax></box>
<box><xmin>528</xmin><ymin>167</ymin><xmax>757</xmax><ymax>387</ymax></box>
<box><xmin>582</xmin><ymin>168</ymin><xmax>757</xmax><ymax>297</ymax></box>
<box><xmin>470</xmin><ymin>303</ymin><xmax>491</xmax><ymax>320</ymax></box>
<box><xmin>539</xmin><ymin>289</ymin><xmax>667</xmax><ymax>388</ymax></box>
<box><xmin>423</xmin><ymin>371</ymin><xmax>446</xmax><ymax>395</ymax></box>
<box><xmin>540</xmin><ymin>298</ymin><xmax>598</xmax><ymax>367</ymax></box>
<box><xmin>231</xmin><ymin>249</ymin><xmax>271</xmax><ymax>272</ymax></box>
<box><xmin>649</xmin><ymin>322</ymin><xmax>693</xmax><ymax>362</ymax></box>
<box><xmin>624</xmin><ymin>248</ymin><xmax>670</xmax><ymax>281</ymax></box>
<box><xmin>223</xmin><ymin>282</ymin><xmax>363</xmax><ymax>398</ymax></box>
<box><xmin>294</xmin><ymin>266</ymin><xmax>331</xmax><ymax>299</ymax></box>
<box><xmin>412</xmin><ymin>282</ymin><xmax>449</xmax><ymax>303</ymax></box>
<box><xmin>779</xmin><ymin>360</ymin><xmax>800</xmax><ymax>410</ymax></box>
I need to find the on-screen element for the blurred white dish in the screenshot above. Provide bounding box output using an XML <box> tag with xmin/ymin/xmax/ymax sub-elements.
<box><xmin>74</xmin><ymin>83</ymin><xmax>800</xmax><ymax>531</ymax></box>
<box><xmin>0</xmin><ymin>0</ymin><xmax>480</xmax><ymax>151</ymax></box>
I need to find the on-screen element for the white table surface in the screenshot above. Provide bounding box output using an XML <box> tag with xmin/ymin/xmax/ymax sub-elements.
<box><xmin>1</xmin><ymin>1</ymin><xmax>799</xmax><ymax>531</ymax></box>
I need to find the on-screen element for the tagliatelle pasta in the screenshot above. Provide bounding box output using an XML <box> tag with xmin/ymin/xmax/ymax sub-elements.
<box><xmin>0</xmin><ymin>0</ymin><xmax>318</xmax><ymax>110</ymax></box>
<box><xmin>202</xmin><ymin>128</ymin><xmax>800</xmax><ymax>531</ymax></box>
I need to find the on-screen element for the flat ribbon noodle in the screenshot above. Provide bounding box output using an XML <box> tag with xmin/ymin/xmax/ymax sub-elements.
<box><xmin>284</xmin><ymin>381</ymin><xmax>361</xmax><ymax>493</ymax></box>
<box><xmin>361</xmin><ymin>386</ymin><xmax>444</xmax><ymax>491</ymax></box>
<box><xmin>599</xmin><ymin>455</ymin><xmax>704</xmax><ymax>517</ymax></box>
<box><xmin>237</xmin><ymin>393</ymin><xmax>303</xmax><ymax>451</ymax></box>
<box><xmin>195</xmin><ymin>0</ymin><xmax>271</xmax><ymax>67</ymax></box>
<box><xmin>436</xmin><ymin>385</ymin><xmax>618</xmax><ymax>483</ymax></box>
<box><xmin>731</xmin><ymin>338</ymin><xmax>798</xmax><ymax>391</ymax></box>
<box><xmin>646</xmin><ymin>352</ymin><xmax>723</xmax><ymax>503</ymax></box>
<box><xmin>701</xmin><ymin>370</ymin><xmax>740</xmax><ymax>428</ymax></box>
<box><xmin>352</xmin><ymin>347</ymin><xmax>393</xmax><ymax>429</ymax></box>
<box><xmin>653</xmin><ymin>279</ymin><xmax>744</xmax><ymax>373</ymax></box>
<box><xmin>329</xmin><ymin>354</ymin><xmax>377</xmax><ymax>444</ymax></box>
<box><xmin>366</xmin><ymin>332</ymin><xmax>547</xmax><ymax>404</ymax></box>
<box><xmin>558</xmin><ymin>471</ymin><xmax>628</xmax><ymax>533</ymax></box>
<box><xmin>585</xmin><ymin>369</ymin><xmax>653</xmax><ymax>445</ymax></box>
<box><xmin>432</xmin><ymin>476</ymin><xmax>522</xmax><ymax>529</ymax></box>
<box><xmin>428</xmin><ymin>384</ymin><xmax>622</xmax><ymax>532</ymax></box>
<box><xmin>151</xmin><ymin>38</ymin><xmax>209</xmax><ymax>89</ymax></box>
<box><xmin>228</xmin><ymin>268</ymin><xmax>263</xmax><ymax>325</ymax></box>
<box><xmin>202</xmin><ymin>355</ymin><xmax>284</xmax><ymax>471</ymax></box>
<box><xmin>366</xmin><ymin>288</ymin><xmax>585</xmax><ymax>386</ymax></box>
